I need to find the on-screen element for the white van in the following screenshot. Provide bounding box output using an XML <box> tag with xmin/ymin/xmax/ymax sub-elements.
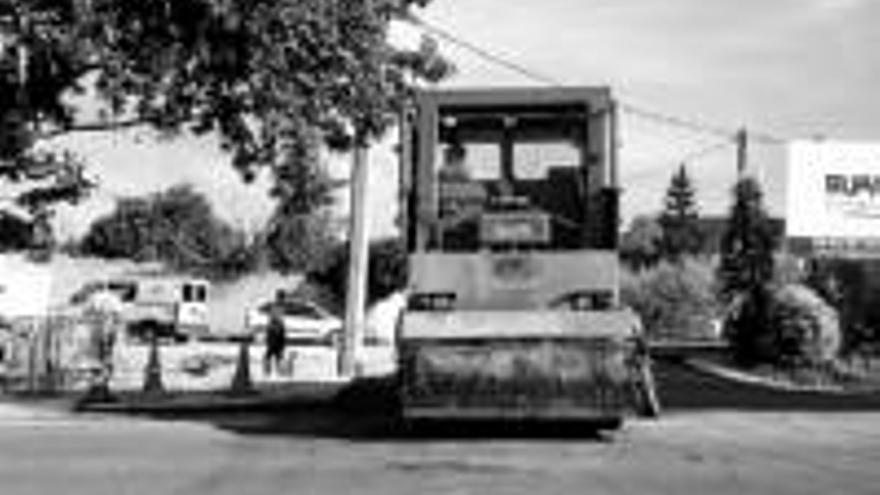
<box><xmin>69</xmin><ymin>275</ymin><xmax>210</xmax><ymax>342</ymax></box>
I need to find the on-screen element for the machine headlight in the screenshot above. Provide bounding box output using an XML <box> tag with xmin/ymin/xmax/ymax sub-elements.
<box><xmin>552</xmin><ymin>290</ymin><xmax>614</xmax><ymax>311</ymax></box>
<box><xmin>408</xmin><ymin>292</ymin><xmax>457</xmax><ymax>311</ymax></box>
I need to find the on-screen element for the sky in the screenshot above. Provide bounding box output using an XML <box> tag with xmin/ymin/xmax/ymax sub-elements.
<box><xmin>28</xmin><ymin>0</ymin><xmax>880</xmax><ymax>240</ymax></box>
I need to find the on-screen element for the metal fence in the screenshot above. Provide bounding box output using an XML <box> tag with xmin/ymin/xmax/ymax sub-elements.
<box><xmin>1</xmin><ymin>313</ymin><xmax>115</xmax><ymax>394</ymax></box>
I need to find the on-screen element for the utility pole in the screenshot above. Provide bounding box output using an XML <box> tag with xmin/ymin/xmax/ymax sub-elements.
<box><xmin>736</xmin><ymin>127</ymin><xmax>748</xmax><ymax>179</ymax></box>
<box><xmin>339</xmin><ymin>130</ymin><xmax>370</xmax><ymax>379</ymax></box>
<box><xmin>608</xmin><ymin>100</ymin><xmax>619</xmax><ymax>188</ymax></box>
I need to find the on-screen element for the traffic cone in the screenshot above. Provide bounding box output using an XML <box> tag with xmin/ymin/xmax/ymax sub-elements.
<box><xmin>229</xmin><ymin>339</ymin><xmax>255</xmax><ymax>396</ymax></box>
<box><xmin>142</xmin><ymin>336</ymin><xmax>164</xmax><ymax>396</ymax></box>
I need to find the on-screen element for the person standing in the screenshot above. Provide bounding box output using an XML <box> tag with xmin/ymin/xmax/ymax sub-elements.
<box><xmin>263</xmin><ymin>306</ymin><xmax>286</xmax><ymax>377</ymax></box>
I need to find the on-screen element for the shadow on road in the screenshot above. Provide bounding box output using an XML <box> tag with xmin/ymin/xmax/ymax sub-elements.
<box><xmin>133</xmin><ymin>378</ymin><xmax>614</xmax><ymax>441</ymax></box>
<box><xmin>155</xmin><ymin>409</ymin><xmax>613</xmax><ymax>442</ymax></box>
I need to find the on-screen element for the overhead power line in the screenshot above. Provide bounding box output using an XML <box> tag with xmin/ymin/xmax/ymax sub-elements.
<box><xmin>680</xmin><ymin>138</ymin><xmax>735</xmax><ymax>164</ymax></box>
<box><xmin>405</xmin><ymin>13</ymin><xmax>795</xmax><ymax>146</ymax></box>
<box><xmin>405</xmin><ymin>13</ymin><xmax>563</xmax><ymax>86</ymax></box>
<box><xmin>625</xmin><ymin>137</ymin><xmax>734</xmax><ymax>183</ymax></box>
<box><xmin>618</xmin><ymin>102</ymin><xmax>735</xmax><ymax>139</ymax></box>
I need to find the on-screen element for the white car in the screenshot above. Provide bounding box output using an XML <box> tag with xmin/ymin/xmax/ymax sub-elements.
<box><xmin>245</xmin><ymin>298</ymin><xmax>342</xmax><ymax>345</ymax></box>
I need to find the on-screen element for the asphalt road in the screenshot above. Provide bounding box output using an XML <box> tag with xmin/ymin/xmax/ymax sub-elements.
<box><xmin>1</xmin><ymin>404</ymin><xmax>879</xmax><ymax>495</ymax></box>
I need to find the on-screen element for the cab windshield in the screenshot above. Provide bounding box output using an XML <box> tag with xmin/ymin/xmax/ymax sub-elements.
<box><xmin>429</xmin><ymin>104</ymin><xmax>590</xmax><ymax>252</ymax></box>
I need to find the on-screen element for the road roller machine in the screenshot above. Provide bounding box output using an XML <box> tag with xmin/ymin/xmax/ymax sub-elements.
<box><xmin>396</xmin><ymin>87</ymin><xmax>657</xmax><ymax>426</ymax></box>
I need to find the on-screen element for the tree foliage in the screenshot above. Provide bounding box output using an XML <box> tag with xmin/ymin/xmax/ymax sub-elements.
<box><xmin>620</xmin><ymin>214</ymin><xmax>663</xmax><ymax>271</ymax></box>
<box><xmin>658</xmin><ymin>164</ymin><xmax>703</xmax><ymax>260</ymax></box>
<box><xmin>717</xmin><ymin>177</ymin><xmax>780</xmax><ymax>364</ymax></box>
<box><xmin>80</xmin><ymin>184</ymin><xmax>252</xmax><ymax>278</ymax></box>
<box><xmin>718</xmin><ymin>177</ymin><xmax>777</xmax><ymax>300</ymax></box>
<box><xmin>260</xmin><ymin>210</ymin><xmax>337</xmax><ymax>274</ymax></box>
<box><xmin>0</xmin><ymin>1</ymin><xmax>95</xmax><ymax>218</ymax></box>
<box><xmin>769</xmin><ymin>284</ymin><xmax>841</xmax><ymax>365</ymax></box>
<box><xmin>620</xmin><ymin>258</ymin><xmax>720</xmax><ymax>341</ymax></box>
<box><xmin>1</xmin><ymin>0</ymin><xmax>450</xmax><ymax>243</ymax></box>
<box><xmin>0</xmin><ymin>210</ymin><xmax>33</xmax><ymax>251</ymax></box>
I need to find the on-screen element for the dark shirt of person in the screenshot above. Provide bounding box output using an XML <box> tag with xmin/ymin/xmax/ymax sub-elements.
<box><xmin>266</xmin><ymin>313</ymin><xmax>286</xmax><ymax>356</ymax></box>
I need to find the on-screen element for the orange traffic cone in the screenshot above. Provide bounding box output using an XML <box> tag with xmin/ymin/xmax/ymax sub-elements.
<box><xmin>142</xmin><ymin>336</ymin><xmax>164</xmax><ymax>396</ymax></box>
<box><xmin>229</xmin><ymin>339</ymin><xmax>255</xmax><ymax>396</ymax></box>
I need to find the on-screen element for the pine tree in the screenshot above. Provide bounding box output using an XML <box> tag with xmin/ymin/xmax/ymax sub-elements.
<box><xmin>718</xmin><ymin>177</ymin><xmax>777</xmax><ymax>300</ymax></box>
<box><xmin>718</xmin><ymin>177</ymin><xmax>778</xmax><ymax>364</ymax></box>
<box><xmin>659</xmin><ymin>164</ymin><xmax>703</xmax><ymax>261</ymax></box>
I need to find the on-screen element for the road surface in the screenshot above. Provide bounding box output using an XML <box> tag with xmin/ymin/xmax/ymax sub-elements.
<box><xmin>1</xmin><ymin>403</ymin><xmax>879</xmax><ymax>495</ymax></box>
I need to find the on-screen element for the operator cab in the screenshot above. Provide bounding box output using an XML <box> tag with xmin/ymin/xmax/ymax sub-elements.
<box><xmin>403</xmin><ymin>91</ymin><xmax>618</xmax><ymax>257</ymax></box>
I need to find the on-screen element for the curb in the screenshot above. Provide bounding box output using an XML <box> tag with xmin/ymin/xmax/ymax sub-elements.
<box><xmin>74</xmin><ymin>382</ymin><xmax>348</xmax><ymax>415</ymax></box>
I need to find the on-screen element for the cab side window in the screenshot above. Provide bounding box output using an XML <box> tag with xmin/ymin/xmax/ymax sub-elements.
<box><xmin>182</xmin><ymin>284</ymin><xmax>194</xmax><ymax>302</ymax></box>
<box><xmin>182</xmin><ymin>283</ymin><xmax>207</xmax><ymax>303</ymax></box>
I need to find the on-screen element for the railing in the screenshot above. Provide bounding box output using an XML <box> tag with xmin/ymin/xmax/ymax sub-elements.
<box><xmin>1</xmin><ymin>313</ymin><xmax>115</xmax><ymax>394</ymax></box>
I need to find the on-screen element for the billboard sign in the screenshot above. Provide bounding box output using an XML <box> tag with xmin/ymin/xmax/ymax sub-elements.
<box><xmin>787</xmin><ymin>141</ymin><xmax>880</xmax><ymax>243</ymax></box>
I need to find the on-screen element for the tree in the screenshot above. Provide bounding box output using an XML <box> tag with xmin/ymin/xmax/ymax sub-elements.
<box><xmin>0</xmin><ymin>2</ymin><xmax>95</xmax><ymax>244</ymax></box>
<box><xmin>658</xmin><ymin>164</ymin><xmax>704</xmax><ymax>261</ymax></box>
<box><xmin>80</xmin><ymin>184</ymin><xmax>252</xmax><ymax>278</ymax></box>
<box><xmin>620</xmin><ymin>214</ymin><xmax>663</xmax><ymax>270</ymax></box>
<box><xmin>0</xmin><ymin>209</ymin><xmax>33</xmax><ymax>251</ymax></box>
<box><xmin>718</xmin><ymin>177</ymin><xmax>777</xmax><ymax>300</ymax></box>
<box><xmin>1</xmin><ymin>1</ymin><xmax>451</xmax><ymax>244</ymax></box>
<box><xmin>717</xmin><ymin>177</ymin><xmax>779</xmax><ymax>364</ymax></box>
<box><xmin>260</xmin><ymin>210</ymin><xmax>337</xmax><ymax>274</ymax></box>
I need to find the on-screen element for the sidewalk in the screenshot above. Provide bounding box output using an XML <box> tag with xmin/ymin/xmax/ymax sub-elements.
<box><xmin>0</xmin><ymin>398</ymin><xmax>73</xmax><ymax>422</ymax></box>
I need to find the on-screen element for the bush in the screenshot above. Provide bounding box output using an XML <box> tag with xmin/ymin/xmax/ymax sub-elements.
<box><xmin>770</xmin><ymin>284</ymin><xmax>841</xmax><ymax>364</ymax></box>
<box><xmin>725</xmin><ymin>284</ymin><xmax>841</xmax><ymax>366</ymax></box>
<box><xmin>620</xmin><ymin>257</ymin><xmax>720</xmax><ymax>340</ymax></box>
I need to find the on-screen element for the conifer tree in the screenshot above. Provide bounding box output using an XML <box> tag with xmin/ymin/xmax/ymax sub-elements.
<box><xmin>659</xmin><ymin>164</ymin><xmax>703</xmax><ymax>260</ymax></box>
<box><xmin>718</xmin><ymin>177</ymin><xmax>777</xmax><ymax>299</ymax></box>
<box><xmin>718</xmin><ymin>177</ymin><xmax>778</xmax><ymax>364</ymax></box>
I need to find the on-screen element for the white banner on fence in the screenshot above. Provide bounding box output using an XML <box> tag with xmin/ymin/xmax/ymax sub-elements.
<box><xmin>787</xmin><ymin>141</ymin><xmax>880</xmax><ymax>240</ymax></box>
